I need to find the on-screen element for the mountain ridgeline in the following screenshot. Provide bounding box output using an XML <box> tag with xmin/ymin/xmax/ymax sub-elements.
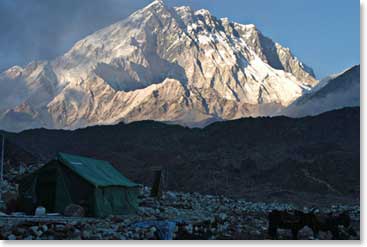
<box><xmin>283</xmin><ymin>65</ymin><xmax>360</xmax><ymax>117</ymax></box>
<box><xmin>2</xmin><ymin>107</ymin><xmax>360</xmax><ymax>205</ymax></box>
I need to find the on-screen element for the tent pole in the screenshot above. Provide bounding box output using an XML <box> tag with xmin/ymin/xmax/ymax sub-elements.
<box><xmin>1</xmin><ymin>134</ymin><xmax>4</xmax><ymax>183</ymax></box>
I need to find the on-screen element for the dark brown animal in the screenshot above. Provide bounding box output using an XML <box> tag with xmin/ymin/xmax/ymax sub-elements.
<box><xmin>309</xmin><ymin>211</ymin><xmax>357</xmax><ymax>240</ymax></box>
<box><xmin>268</xmin><ymin>210</ymin><xmax>314</xmax><ymax>240</ymax></box>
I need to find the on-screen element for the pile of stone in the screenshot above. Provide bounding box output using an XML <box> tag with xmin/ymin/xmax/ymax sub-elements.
<box><xmin>0</xmin><ymin>162</ymin><xmax>45</xmax><ymax>211</ymax></box>
<box><xmin>4</xmin><ymin>162</ymin><xmax>43</xmax><ymax>183</ymax></box>
<box><xmin>0</xmin><ymin>180</ymin><xmax>16</xmax><ymax>212</ymax></box>
<box><xmin>1</xmin><ymin>216</ymin><xmax>161</xmax><ymax>240</ymax></box>
<box><xmin>0</xmin><ymin>186</ymin><xmax>360</xmax><ymax>240</ymax></box>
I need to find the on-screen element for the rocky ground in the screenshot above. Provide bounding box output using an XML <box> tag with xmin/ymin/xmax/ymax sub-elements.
<box><xmin>0</xmin><ymin>186</ymin><xmax>360</xmax><ymax>240</ymax></box>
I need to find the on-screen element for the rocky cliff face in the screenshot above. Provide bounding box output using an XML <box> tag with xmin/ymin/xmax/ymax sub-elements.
<box><xmin>0</xmin><ymin>0</ymin><xmax>317</xmax><ymax>132</ymax></box>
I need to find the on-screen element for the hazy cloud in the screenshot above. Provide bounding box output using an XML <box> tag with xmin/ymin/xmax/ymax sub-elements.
<box><xmin>0</xmin><ymin>0</ymin><xmax>151</xmax><ymax>70</ymax></box>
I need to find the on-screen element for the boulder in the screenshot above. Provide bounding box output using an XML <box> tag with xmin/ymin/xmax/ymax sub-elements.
<box><xmin>54</xmin><ymin>224</ymin><xmax>66</xmax><ymax>232</ymax></box>
<box><xmin>34</xmin><ymin>206</ymin><xmax>46</xmax><ymax>216</ymax></box>
<box><xmin>29</xmin><ymin>226</ymin><xmax>39</xmax><ymax>233</ymax></box>
<box><xmin>82</xmin><ymin>230</ymin><xmax>92</xmax><ymax>239</ymax></box>
<box><xmin>30</xmin><ymin>226</ymin><xmax>43</xmax><ymax>237</ymax></box>
<box><xmin>40</xmin><ymin>225</ymin><xmax>48</xmax><ymax>232</ymax></box>
<box><xmin>63</xmin><ymin>204</ymin><xmax>85</xmax><ymax>217</ymax></box>
<box><xmin>7</xmin><ymin>234</ymin><xmax>16</xmax><ymax>240</ymax></box>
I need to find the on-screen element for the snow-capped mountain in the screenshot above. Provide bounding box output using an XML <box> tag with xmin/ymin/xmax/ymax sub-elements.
<box><xmin>282</xmin><ymin>65</ymin><xmax>360</xmax><ymax>117</ymax></box>
<box><xmin>0</xmin><ymin>0</ymin><xmax>317</xmax><ymax>132</ymax></box>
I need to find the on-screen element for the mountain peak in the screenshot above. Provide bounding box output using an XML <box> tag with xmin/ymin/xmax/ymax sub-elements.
<box><xmin>0</xmin><ymin>0</ymin><xmax>322</xmax><ymax>132</ymax></box>
<box><xmin>194</xmin><ymin>9</ymin><xmax>211</xmax><ymax>17</ymax></box>
<box><xmin>134</xmin><ymin>0</ymin><xmax>171</xmax><ymax>20</ymax></box>
<box><xmin>144</xmin><ymin>0</ymin><xmax>166</xmax><ymax>10</ymax></box>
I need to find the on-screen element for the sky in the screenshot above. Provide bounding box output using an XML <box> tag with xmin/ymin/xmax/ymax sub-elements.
<box><xmin>0</xmin><ymin>0</ymin><xmax>359</xmax><ymax>78</ymax></box>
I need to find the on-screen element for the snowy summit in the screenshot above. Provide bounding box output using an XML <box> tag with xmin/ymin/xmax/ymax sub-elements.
<box><xmin>0</xmin><ymin>0</ymin><xmax>318</xmax><ymax>131</ymax></box>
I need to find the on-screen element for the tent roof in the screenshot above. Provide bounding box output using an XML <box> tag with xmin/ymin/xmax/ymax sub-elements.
<box><xmin>57</xmin><ymin>152</ymin><xmax>138</xmax><ymax>188</ymax></box>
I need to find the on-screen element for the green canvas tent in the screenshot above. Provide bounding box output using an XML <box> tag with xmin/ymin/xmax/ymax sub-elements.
<box><xmin>18</xmin><ymin>152</ymin><xmax>140</xmax><ymax>217</ymax></box>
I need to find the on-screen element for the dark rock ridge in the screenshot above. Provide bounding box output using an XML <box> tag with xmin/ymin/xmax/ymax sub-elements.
<box><xmin>0</xmin><ymin>107</ymin><xmax>360</xmax><ymax>205</ymax></box>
